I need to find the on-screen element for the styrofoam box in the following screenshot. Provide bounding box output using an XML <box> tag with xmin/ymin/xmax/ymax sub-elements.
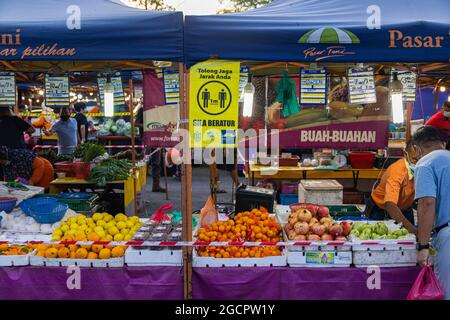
<box><xmin>352</xmin><ymin>243</ymin><xmax>417</xmax><ymax>267</ymax></box>
<box><xmin>30</xmin><ymin>254</ymin><xmax>124</xmax><ymax>267</ymax></box>
<box><xmin>192</xmin><ymin>249</ymin><xmax>287</xmax><ymax>267</ymax></box>
<box><xmin>287</xmin><ymin>250</ymin><xmax>352</xmax><ymax>267</ymax></box>
<box><xmin>125</xmin><ymin>247</ymin><xmax>182</xmax><ymax>266</ymax></box>
<box><xmin>298</xmin><ymin>180</ymin><xmax>343</xmax><ymax>205</ymax></box>
<box><xmin>0</xmin><ymin>252</ymin><xmax>32</xmax><ymax>267</ymax></box>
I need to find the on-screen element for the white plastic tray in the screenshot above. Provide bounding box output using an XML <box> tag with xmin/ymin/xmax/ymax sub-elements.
<box><xmin>30</xmin><ymin>254</ymin><xmax>124</xmax><ymax>268</ymax></box>
<box><xmin>0</xmin><ymin>251</ymin><xmax>33</xmax><ymax>267</ymax></box>
<box><xmin>125</xmin><ymin>247</ymin><xmax>182</xmax><ymax>266</ymax></box>
<box><xmin>192</xmin><ymin>249</ymin><xmax>287</xmax><ymax>267</ymax></box>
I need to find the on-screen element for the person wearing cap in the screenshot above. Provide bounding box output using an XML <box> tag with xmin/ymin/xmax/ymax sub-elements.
<box><xmin>367</xmin><ymin>142</ymin><xmax>417</xmax><ymax>235</ymax></box>
<box><xmin>426</xmin><ymin>101</ymin><xmax>450</xmax><ymax>149</ymax></box>
<box><xmin>412</xmin><ymin>126</ymin><xmax>450</xmax><ymax>299</ymax></box>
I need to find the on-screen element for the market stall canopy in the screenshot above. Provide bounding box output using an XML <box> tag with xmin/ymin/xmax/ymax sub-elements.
<box><xmin>184</xmin><ymin>0</ymin><xmax>450</xmax><ymax>64</ymax></box>
<box><xmin>0</xmin><ymin>0</ymin><xmax>183</xmax><ymax>61</ymax></box>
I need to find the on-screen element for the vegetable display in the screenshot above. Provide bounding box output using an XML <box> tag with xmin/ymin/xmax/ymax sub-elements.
<box><xmin>88</xmin><ymin>158</ymin><xmax>132</xmax><ymax>186</ymax></box>
<box><xmin>98</xmin><ymin>119</ymin><xmax>137</xmax><ymax>137</ymax></box>
<box><xmin>36</xmin><ymin>149</ymin><xmax>57</xmax><ymax>164</ymax></box>
<box><xmin>74</xmin><ymin>143</ymin><xmax>106</xmax><ymax>162</ymax></box>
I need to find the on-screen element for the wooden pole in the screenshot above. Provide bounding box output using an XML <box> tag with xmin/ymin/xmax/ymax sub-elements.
<box><xmin>180</xmin><ymin>63</ymin><xmax>193</xmax><ymax>300</ymax></box>
<box><xmin>129</xmin><ymin>79</ymin><xmax>138</xmax><ymax>216</ymax></box>
<box><xmin>406</xmin><ymin>102</ymin><xmax>413</xmax><ymax>144</ymax></box>
<box><xmin>162</xmin><ymin>148</ymin><xmax>169</xmax><ymax>200</ymax></box>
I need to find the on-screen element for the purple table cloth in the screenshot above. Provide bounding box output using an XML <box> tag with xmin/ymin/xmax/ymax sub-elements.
<box><xmin>0</xmin><ymin>266</ymin><xmax>183</xmax><ymax>300</ymax></box>
<box><xmin>192</xmin><ymin>266</ymin><xmax>421</xmax><ymax>300</ymax></box>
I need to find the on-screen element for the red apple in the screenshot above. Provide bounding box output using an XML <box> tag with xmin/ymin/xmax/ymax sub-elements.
<box><xmin>340</xmin><ymin>221</ymin><xmax>353</xmax><ymax>236</ymax></box>
<box><xmin>321</xmin><ymin>234</ymin><xmax>333</xmax><ymax>241</ymax></box>
<box><xmin>294</xmin><ymin>235</ymin><xmax>306</xmax><ymax>241</ymax></box>
<box><xmin>317</xmin><ymin>206</ymin><xmax>330</xmax><ymax>218</ymax></box>
<box><xmin>311</xmin><ymin>224</ymin><xmax>326</xmax><ymax>236</ymax></box>
<box><xmin>307</xmin><ymin>234</ymin><xmax>321</xmax><ymax>241</ymax></box>
<box><xmin>294</xmin><ymin>222</ymin><xmax>309</xmax><ymax>235</ymax></box>
<box><xmin>305</xmin><ymin>204</ymin><xmax>320</xmax><ymax>216</ymax></box>
<box><xmin>329</xmin><ymin>224</ymin><xmax>344</xmax><ymax>237</ymax></box>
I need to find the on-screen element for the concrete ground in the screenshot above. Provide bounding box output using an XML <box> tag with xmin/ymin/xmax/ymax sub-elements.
<box><xmin>141</xmin><ymin>166</ymin><xmax>236</xmax><ymax>217</ymax></box>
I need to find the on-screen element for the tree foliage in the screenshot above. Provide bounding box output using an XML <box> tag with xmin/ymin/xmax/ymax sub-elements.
<box><xmin>128</xmin><ymin>0</ymin><xmax>175</xmax><ymax>11</ymax></box>
<box><xmin>219</xmin><ymin>0</ymin><xmax>272</xmax><ymax>13</ymax></box>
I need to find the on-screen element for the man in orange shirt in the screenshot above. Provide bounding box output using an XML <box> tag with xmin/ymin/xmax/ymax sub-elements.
<box><xmin>367</xmin><ymin>143</ymin><xmax>417</xmax><ymax>235</ymax></box>
<box><xmin>29</xmin><ymin>157</ymin><xmax>54</xmax><ymax>190</ymax></box>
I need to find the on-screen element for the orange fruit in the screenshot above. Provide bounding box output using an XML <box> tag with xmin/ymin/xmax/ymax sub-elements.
<box><xmin>75</xmin><ymin>248</ymin><xmax>88</xmax><ymax>259</ymax></box>
<box><xmin>36</xmin><ymin>250</ymin><xmax>46</xmax><ymax>257</ymax></box>
<box><xmin>87</xmin><ymin>232</ymin><xmax>100</xmax><ymax>242</ymax></box>
<box><xmin>98</xmin><ymin>248</ymin><xmax>111</xmax><ymax>259</ymax></box>
<box><xmin>57</xmin><ymin>247</ymin><xmax>70</xmax><ymax>258</ymax></box>
<box><xmin>111</xmin><ymin>246</ymin><xmax>125</xmax><ymax>258</ymax></box>
<box><xmin>36</xmin><ymin>244</ymin><xmax>48</xmax><ymax>252</ymax></box>
<box><xmin>81</xmin><ymin>245</ymin><xmax>92</xmax><ymax>251</ymax></box>
<box><xmin>87</xmin><ymin>252</ymin><xmax>98</xmax><ymax>259</ymax></box>
<box><xmin>68</xmin><ymin>244</ymin><xmax>78</xmax><ymax>252</ymax></box>
<box><xmin>45</xmin><ymin>248</ymin><xmax>58</xmax><ymax>259</ymax></box>
<box><xmin>0</xmin><ymin>243</ymin><xmax>9</xmax><ymax>251</ymax></box>
<box><xmin>91</xmin><ymin>244</ymin><xmax>104</xmax><ymax>253</ymax></box>
<box><xmin>70</xmin><ymin>251</ymin><xmax>77</xmax><ymax>259</ymax></box>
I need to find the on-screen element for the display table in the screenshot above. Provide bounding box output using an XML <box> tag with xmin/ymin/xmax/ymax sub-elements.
<box><xmin>49</xmin><ymin>164</ymin><xmax>147</xmax><ymax>215</ymax></box>
<box><xmin>248</xmin><ymin>163</ymin><xmax>385</xmax><ymax>188</ymax></box>
<box><xmin>0</xmin><ymin>266</ymin><xmax>183</xmax><ymax>300</ymax></box>
<box><xmin>0</xmin><ymin>183</ymin><xmax>44</xmax><ymax>203</ymax></box>
<box><xmin>192</xmin><ymin>266</ymin><xmax>420</xmax><ymax>300</ymax></box>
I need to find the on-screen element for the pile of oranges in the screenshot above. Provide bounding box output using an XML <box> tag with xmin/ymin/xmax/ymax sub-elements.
<box><xmin>0</xmin><ymin>244</ymin><xmax>32</xmax><ymax>256</ymax></box>
<box><xmin>196</xmin><ymin>207</ymin><xmax>283</xmax><ymax>258</ymax></box>
<box><xmin>33</xmin><ymin>243</ymin><xmax>126</xmax><ymax>260</ymax></box>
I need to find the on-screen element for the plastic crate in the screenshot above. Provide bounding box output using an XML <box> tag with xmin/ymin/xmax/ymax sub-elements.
<box><xmin>279</xmin><ymin>194</ymin><xmax>298</xmax><ymax>205</ymax></box>
<box><xmin>54</xmin><ymin>161</ymin><xmax>75</xmax><ymax>177</ymax></box>
<box><xmin>329</xmin><ymin>205</ymin><xmax>364</xmax><ymax>219</ymax></box>
<box><xmin>57</xmin><ymin>193</ymin><xmax>98</xmax><ymax>212</ymax></box>
<box><xmin>280</xmin><ymin>184</ymin><xmax>298</xmax><ymax>194</ymax></box>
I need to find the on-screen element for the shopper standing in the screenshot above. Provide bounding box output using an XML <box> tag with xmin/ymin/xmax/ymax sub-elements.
<box><xmin>73</xmin><ymin>102</ymin><xmax>89</xmax><ymax>144</ymax></box>
<box><xmin>412</xmin><ymin>126</ymin><xmax>450</xmax><ymax>300</ymax></box>
<box><xmin>44</xmin><ymin>107</ymin><xmax>77</xmax><ymax>155</ymax></box>
<box><xmin>0</xmin><ymin>107</ymin><xmax>35</xmax><ymax>149</ymax></box>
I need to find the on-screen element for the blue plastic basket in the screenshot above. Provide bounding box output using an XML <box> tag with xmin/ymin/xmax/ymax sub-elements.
<box><xmin>20</xmin><ymin>197</ymin><xmax>57</xmax><ymax>216</ymax></box>
<box><xmin>279</xmin><ymin>194</ymin><xmax>299</xmax><ymax>205</ymax></box>
<box><xmin>0</xmin><ymin>197</ymin><xmax>18</xmax><ymax>213</ymax></box>
<box><xmin>58</xmin><ymin>192</ymin><xmax>92</xmax><ymax>200</ymax></box>
<box><xmin>29</xmin><ymin>201</ymin><xmax>68</xmax><ymax>224</ymax></box>
<box><xmin>19</xmin><ymin>197</ymin><xmax>65</xmax><ymax>223</ymax></box>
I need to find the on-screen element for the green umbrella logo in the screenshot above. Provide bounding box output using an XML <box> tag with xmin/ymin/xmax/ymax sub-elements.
<box><xmin>299</xmin><ymin>27</ymin><xmax>360</xmax><ymax>44</ymax></box>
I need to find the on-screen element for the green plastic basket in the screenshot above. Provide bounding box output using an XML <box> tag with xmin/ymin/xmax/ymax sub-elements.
<box><xmin>58</xmin><ymin>195</ymin><xmax>99</xmax><ymax>212</ymax></box>
<box><xmin>31</xmin><ymin>194</ymin><xmax>98</xmax><ymax>212</ymax></box>
<box><xmin>329</xmin><ymin>205</ymin><xmax>364</xmax><ymax>219</ymax></box>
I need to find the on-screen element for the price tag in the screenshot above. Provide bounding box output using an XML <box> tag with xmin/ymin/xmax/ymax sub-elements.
<box><xmin>348</xmin><ymin>67</ymin><xmax>376</xmax><ymax>105</ymax></box>
<box><xmin>299</xmin><ymin>68</ymin><xmax>327</xmax><ymax>106</ymax></box>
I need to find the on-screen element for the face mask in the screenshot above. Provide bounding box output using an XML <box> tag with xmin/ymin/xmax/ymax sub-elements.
<box><xmin>60</xmin><ymin>115</ymin><xmax>69</xmax><ymax>121</ymax></box>
<box><xmin>443</xmin><ymin>111</ymin><xmax>450</xmax><ymax>117</ymax></box>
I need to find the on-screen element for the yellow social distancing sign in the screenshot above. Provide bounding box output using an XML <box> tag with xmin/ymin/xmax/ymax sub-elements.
<box><xmin>189</xmin><ymin>60</ymin><xmax>240</xmax><ymax>148</ymax></box>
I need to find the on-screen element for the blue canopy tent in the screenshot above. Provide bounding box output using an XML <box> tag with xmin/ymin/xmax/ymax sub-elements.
<box><xmin>184</xmin><ymin>0</ymin><xmax>450</xmax><ymax>64</ymax></box>
<box><xmin>0</xmin><ymin>0</ymin><xmax>183</xmax><ymax>61</ymax></box>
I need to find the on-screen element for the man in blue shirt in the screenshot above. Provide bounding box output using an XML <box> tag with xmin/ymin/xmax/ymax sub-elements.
<box><xmin>413</xmin><ymin>126</ymin><xmax>450</xmax><ymax>299</ymax></box>
<box><xmin>45</xmin><ymin>107</ymin><xmax>78</xmax><ymax>155</ymax></box>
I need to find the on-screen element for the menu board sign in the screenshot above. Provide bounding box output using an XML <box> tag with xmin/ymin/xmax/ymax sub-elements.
<box><xmin>163</xmin><ymin>69</ymin><xmax>180</xmax><ymax>105</ymax></box>
<box><xmin>348</xmin><ymin>67</ymin><xmax>376</xmax><ymax>105</ymax></box>
<box><xmin>391</xmin><ymin>70</ymin><xmax>417</xmax><ymax>102</ymax></box>
<box><xmin>0</xmin><ymin>72</ymin><xmax>15</xmax><ymax>107</ymax></box>
<box><xmin>45</xmin><ymin>75</ymin><xmax>70</xmax><ymax>108</ymax></box>
<box><xmin>98</xmin><ymin>72</ymin><xmax>126</xmax><ymax>111</ymax></box>
<box><xmin>299</xmin><ymin>68</ymin><xmax>327</xmax><ymax>105</ymax></box>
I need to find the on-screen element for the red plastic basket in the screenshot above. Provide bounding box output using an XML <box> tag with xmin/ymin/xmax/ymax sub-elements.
<box><xmin>54</xmin><ymin>161</ymin><xmax>74</xmax><ymax>177</ymax></box>
<box><xmin>73</xmin><ymin>161</ymin><xmax>91</xmax><ymax>179</ymax></box>
<box><xmin>349</xmin><ymin>151</ymin><xmax>376</xmax><ymax>169</ymax></box>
